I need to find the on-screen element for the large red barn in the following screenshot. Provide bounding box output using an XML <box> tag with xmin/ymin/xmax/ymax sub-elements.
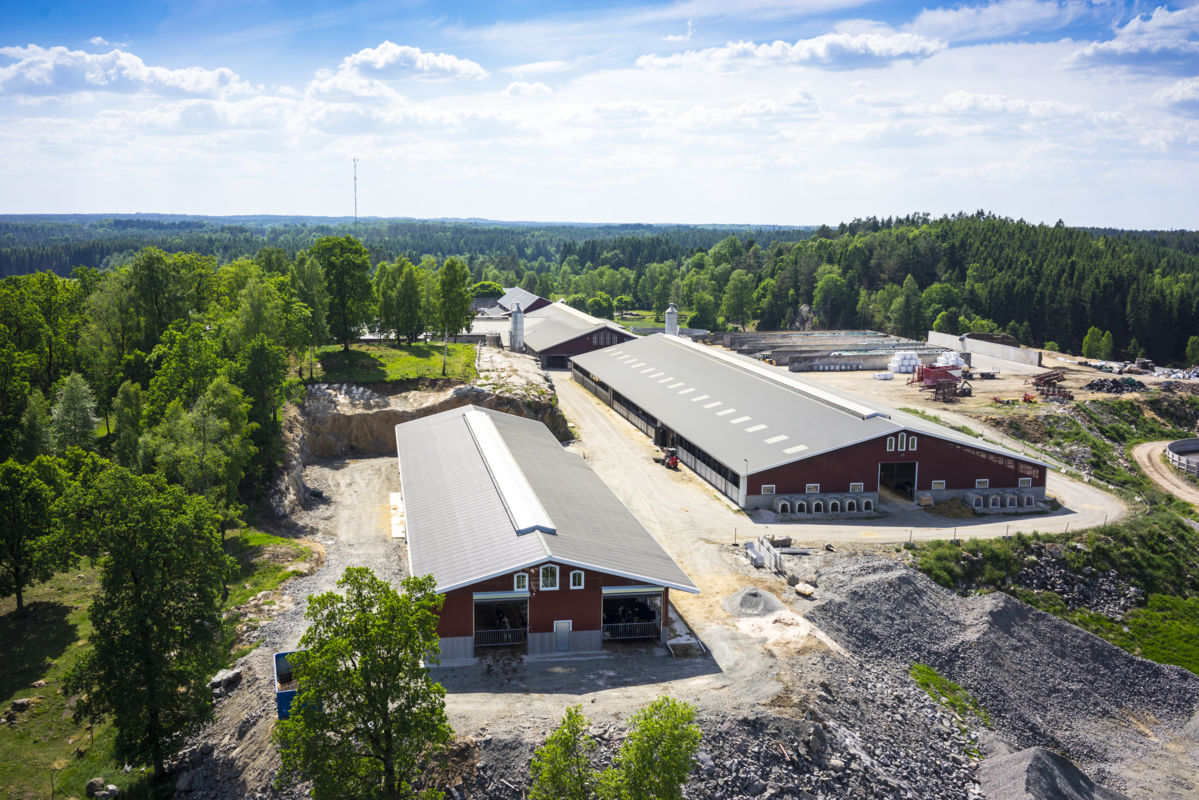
<box><xmin>570</xmin><ymin>334</ymin><xmax>1047</xmax><ymax>515</ymax></box>
<box><xmin>394</xmin><ymin>405</ymin><xmax>698</xmax><ymax>662</ymax></box>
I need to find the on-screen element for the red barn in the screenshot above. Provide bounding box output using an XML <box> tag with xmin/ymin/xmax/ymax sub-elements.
<box><xmin>571</xmin><ymin>334</ymin><xmax>1047</xmax><ymax>515</ymax></box>
<box><xmin>394</xmin><ymin>405</ymin><xmax>698</xmax><ymax>663</ymax></box>
<box><xmin>517</xmin><ymin>301</ymin><xmax>636</xmax><ymax>369</ymax></box>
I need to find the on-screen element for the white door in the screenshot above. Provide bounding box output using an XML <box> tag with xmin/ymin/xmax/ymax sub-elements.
<box><xmin>554</xmin><ymin>620</ymin><xmax>571</xmax><ymax>652</ymax></box>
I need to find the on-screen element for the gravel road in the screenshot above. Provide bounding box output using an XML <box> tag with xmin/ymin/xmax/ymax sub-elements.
<box><xmin>1131</xmin><ymin>441</ymin><xmax>1199</xmax><ymax>507</ymax></box>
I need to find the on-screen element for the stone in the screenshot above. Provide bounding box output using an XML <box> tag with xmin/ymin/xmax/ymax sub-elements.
<box><xmin>106</xmin><ymin>784</ymin><xmax>120</xmax><ymax>796</ymax></box>
<box><xmin>209</xmin><ymin>668</ymin><xmax>243</xmax><ymax>691</ymax></box>
<box><xmin>86</xmin><ymin>777</ymin><xmax>105</xmax><ymax>797</ymax></box>
<box><xmin>31</xmin><ymin>679</ymin><xmax>47</xmax><ymax>688</ymax></box>
<box><xmin>697</xmin><ymin>749</ymin><xmax>716</xmax><ymax>775</ymax></box>
<box><xmin>175</xmin><ymin>769</ymin><xmax>198</xmax><ymax>792</ymax></box>
<box><xmin>11</xmin><ymin>697</ymin><xmax>32</xmax><ymax>712</ymax></box>
<box><xmin>827</xmin><ymin>758</ymin><xmax>846</xmax><ymax>773</ymax></box>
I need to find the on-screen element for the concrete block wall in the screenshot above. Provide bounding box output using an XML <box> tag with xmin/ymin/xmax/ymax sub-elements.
<box><xmin>928</xmin><ymin>331</ymin><xmax>1041</xmax><ymax>368</ymax></box>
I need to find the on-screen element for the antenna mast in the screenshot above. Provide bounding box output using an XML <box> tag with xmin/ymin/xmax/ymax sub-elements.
<box><xmin>353</xmin><ymin>157</ymin><xmax>359</xmax><ymax>237</ymax></box>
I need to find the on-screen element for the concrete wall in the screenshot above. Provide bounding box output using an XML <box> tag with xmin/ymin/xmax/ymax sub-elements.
<box><xmin>928</xmin><ymin>331</ymin><xmax>1041</xmax><ymax>368</ymax></box>
<box><xmin>438</xmin><ymin>636</ymin><xmax>474</xmax><ymax>662</ymax></box>
<box><xmin>1167</xmin><ymin>438</ymin><xmax>1199</xmax><ymax>476</ymax></box>
<box><xmin>528</xmin><ymin>629</ymin><xmax>603</xmax><ymax>656</ymax></box>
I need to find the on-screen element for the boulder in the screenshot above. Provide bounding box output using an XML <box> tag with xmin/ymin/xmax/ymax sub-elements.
<box><xmin>86</xmin><ymin>777</ymin><xmax>105</xmax><ymax>797</ymax></box>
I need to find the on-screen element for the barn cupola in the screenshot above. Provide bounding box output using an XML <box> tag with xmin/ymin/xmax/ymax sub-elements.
<box><xmin>463</xmin><ymin>408</ymin><xmax>556</xmax><ymax>536</ymax></box>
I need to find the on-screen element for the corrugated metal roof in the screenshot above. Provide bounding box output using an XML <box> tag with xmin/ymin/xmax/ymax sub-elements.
<box><xmin>395</xmin><ymin>406</ymin><xmax>699</xmax><ymax>595</ymax></box>
<box><xmin>521</xmin><ymin>301</ymin><xmax>632</xmax><ymax>353</ymax></box>
<box><xmin>570</xmin><ymin>334</ymin><xmax>1045</xmax><ymax>475</ymax></box>
<box><xmin>497</xmin><ymin>287</ymin><xmax>543</xmax><ymax>312</ymax></box>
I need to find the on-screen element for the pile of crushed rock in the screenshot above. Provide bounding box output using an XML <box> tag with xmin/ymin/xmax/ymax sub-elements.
<box><xmin>803</xmin><ymin>556</ymin><xmax>1199</xmax><ymax>796</ymax></box>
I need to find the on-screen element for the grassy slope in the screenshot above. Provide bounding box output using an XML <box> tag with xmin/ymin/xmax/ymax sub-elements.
<box><xmin>0</xmin><ymin>529</ymin><xmax>307</xmax><ymax>800</ymax></box>
<box><xmin>311</xmin><ymin>342</ymin><xmax>477</xmax><ymax>383</ymax></box>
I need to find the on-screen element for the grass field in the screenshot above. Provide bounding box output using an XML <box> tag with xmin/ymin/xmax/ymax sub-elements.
<box><xmin>311</xmin><ymin>341</ymin><xmax>477</xmax><ymax>383</ymax></box>
<box><xmin>0</xmin><ymin>529</ymin><xmax>309</xmax><ymax>799</ymax></box>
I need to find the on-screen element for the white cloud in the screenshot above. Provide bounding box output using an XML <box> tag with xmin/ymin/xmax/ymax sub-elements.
<box><xmin>636</xmin><ymin>31</ymin><xmax>946</xmax><ymax>71</ymax></box>
<box><xmin>1155</xmin><ymin>76</ymin><xmax>1199</xmax><ymax>115</ymax></box>
<box><xmin>339</xmin><ymin>41</ymin><xmax>488</xmax><ymax>81</ymax></box>
<box><xmin>664</xmin><ymin>18</ymin><xmax>695</xmax><ymax>42</ymax></box>
<box><xmin>504</xmin><ymin>60</ymin><xmax>573</xmax><ymax>76</ymax></box>
<box><xmin>504</xmin><ymin>81</ymin><xmax>552</xmax><ymax>96</ymax></box>
<box><xmin>0</xmin><ymin>44</ymin><xmax>256</xmax><ymax>97</ymax></box>
<box><xmin>910</xmin><ymin>1</ymin><xmax>1091</xmax><ymax>43</ymax></box>
<box><xmin>1069</xmin><ymin>5</ymin><xmax>1199</xmax><ymax>73</ymax></box>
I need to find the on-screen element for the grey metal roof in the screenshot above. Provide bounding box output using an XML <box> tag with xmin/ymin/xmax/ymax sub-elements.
<box><xmin>497</xmin><ymin>287</ymin><xmax>543</xmax><ymax>312</ymax></box>
<box><xmin>395</xmin><ymin>405</ymin><xmax>699</xmax><ymax>595</ymax></box>
<box><xmin>521</xmin><ymin>302</ymin><xmax>632</xmax><ymax>353</ymax></box>
<box><xmin>570</xmin><ymin>334</ymin><xmax>1045</xmax><ymax>475</ymax></box>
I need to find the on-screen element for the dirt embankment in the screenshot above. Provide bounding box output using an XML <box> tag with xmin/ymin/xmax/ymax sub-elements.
<box><xmin>270</xmin><ymin>348</ymin><xmax>567</xmax><ymax>516</ymax></box>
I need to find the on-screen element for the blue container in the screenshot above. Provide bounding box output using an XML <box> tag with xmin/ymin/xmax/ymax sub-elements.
<box><xmin>274</xmin><ymin>650</ymin><xmax>300</xmax><ymax>720</ymax></box>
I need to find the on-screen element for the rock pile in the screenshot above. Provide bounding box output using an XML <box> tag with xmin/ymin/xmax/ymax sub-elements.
<box><xmin>1082</xmin><ymin>378</ymin><xmax>1145</xmax><ymax>394</ymax></box>
<box><xmin>1012</xmin><ymin>544</ymin><xmax>1142</xmax><ymax>619</ymax></box>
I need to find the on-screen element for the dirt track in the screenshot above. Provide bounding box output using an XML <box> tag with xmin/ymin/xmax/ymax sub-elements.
<box><xmin>1132</xmin><ymin>441</ymin><xmax>1199</xmax><ymax>506</ymax></box>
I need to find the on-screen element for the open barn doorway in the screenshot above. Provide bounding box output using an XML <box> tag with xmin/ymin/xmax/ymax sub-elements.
<box><xmin>879</xmin><ymin>462</ymin><xmax>917</xmax><ymax>499</ymax></box>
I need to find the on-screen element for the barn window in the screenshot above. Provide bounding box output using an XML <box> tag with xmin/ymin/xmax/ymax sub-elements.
<box><xmin>1019</xmin><ymin>477</ymin><xmax>1032</xmax><ymax>487</ymax></box>
<box><xmin>863</xmin><ymin>500</ymin><xmax>873</xmax><ymax>511</ymax></box>
<box><xmin>898</xmin><ymin>433</ymin><xmax>907</xmax><ymax>451</ymax></box>
<box><xmin>813</xmin><ymin>501</ymin><xmax>824</xmax><ymax>513</ymax></box>
<box><xmin>847</xmin><ymin>499</ymin><xmax>857</xmax><ymax>512</ymax></box>
<box><xmin>1024</xmin><ymin>495</ymin><xmax>1034</xmax><ymax>507</ymax></box>
<box><xmin>540</xmin><ymin>565</ymin><xmax>559</xmax><ymax>590</ymax></box>
<box><xmin>931</xmin><ymin>480</ymin><xmax>946</xmax><ymax>490</ymax></box>
<box><xmin>886</xmin><ymin>436</ymin><xmax>895</xmax><ymax>452</ymax></box>
<box><xmin>1007</xmin><ymin>495</ymin><xmax>1017</xmax><ymax>507</ymax></box>
<box><xmin>570</xmin><ymin>570</ymin><xmax>584</xmax><ymax>589</ymax></box>
<box><xmin>850</xmin><ymin>482</ymin><xmax>864</xmax><ymax>493</ymax></box>
<box><xmin>829</xmin><ymin>500</ymin><xmax>840</xmax><ymax>513</ymax></box>
<box><xmin>761</xmin><ymin>484</ymin><xmax>776</xmax><ymax>495</ymax></box>
<box><xmin>805</xmin><ymin>483</ymin><xmax>820</xmax><ymax>494</ymax></box>
<box><xmin>514</xmin><ymin>573</ymin><xmax>528</xmax><ymax>591</ymax></box>
<box><xmin>989</xmin><ymin>495</ymin><xmax>1000</xmax><ymax>508</ymax></box>
<box><xmin>796</xmin><ymin>501</ymin><xmax>807</xmax><ymax>513</ymax></box>
<box><xmin>973</xmin><ymin>496</ymin><xmax>983</xmax><ymax>509</ymax></box>
<box><xmin>778</xmin><ymin>501</ymin><xmax>791</xmax><ymax>514</ymax></box>
<box><xmin>975</xmin><ymin>479</ymin><xmax>990</xmax><ymax>489</ymax></box>
<box><xmin>909</xmin><ymin>437</ymin><xmax>917</xmax><ymax>451</ymax></box>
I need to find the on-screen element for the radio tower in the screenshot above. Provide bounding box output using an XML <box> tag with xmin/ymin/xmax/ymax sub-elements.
<box><xmin>353</xmin><ymin>157</ymin><xmax>359</xmax><ymax>237</ymax></box>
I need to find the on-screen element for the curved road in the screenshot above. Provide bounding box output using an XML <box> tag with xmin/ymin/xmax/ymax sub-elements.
<box><xmin>1132</xmin><ymin>440</ymin><xmax>1199</xmax><ymax>506</ymax></box>
<box><xmin>553</xmin><ymin>373</ymin><xmax>1127</xmax><ymax>546</ymax></box>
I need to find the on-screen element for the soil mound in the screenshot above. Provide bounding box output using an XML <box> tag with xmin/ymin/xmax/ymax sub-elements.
<box><xmin>980</xmin><ymin>747</ymin><xmax>1129</xmax><ymax>800</ymax></box>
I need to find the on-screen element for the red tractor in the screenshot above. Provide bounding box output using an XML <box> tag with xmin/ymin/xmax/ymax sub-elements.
<box><xmin>653</xmin><ymin>446</ymin><xmax>680</xmax><ymax>470</ymax></box>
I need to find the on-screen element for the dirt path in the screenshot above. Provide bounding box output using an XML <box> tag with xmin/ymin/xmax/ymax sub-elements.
<box><xmin>1132</xmin><ymin>441</ymin><xmax>1199</xmax><ymax>506</ymax></box>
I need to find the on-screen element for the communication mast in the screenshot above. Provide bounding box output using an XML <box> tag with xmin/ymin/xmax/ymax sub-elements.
<box><xmin>353</xmin><ymin>157</ymin><xmax>359</xmax><ymax>237</ymax></box>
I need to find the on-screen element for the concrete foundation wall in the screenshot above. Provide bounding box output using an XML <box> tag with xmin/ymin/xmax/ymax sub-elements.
<box><xmin>438</xmin><ymin>636</ymin><xmax>474</xmax><ymax>662</ymax></box>
<box><xmin>528</xmin><ymin>629</ymin><xmax>603</xmax><ymax>656</ymax></box>
<box><xmin>928</xmin><ymin>331</ymin><xmax>1041</xmax><ymax>367</ymax></box>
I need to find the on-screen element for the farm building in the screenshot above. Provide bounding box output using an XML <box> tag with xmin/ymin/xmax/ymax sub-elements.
<box><xmin>394</xmin><ymin>405</ymin><xmax>699</xmax><ymax>662</ymax></box>
<box><xmin>510</xmin><ymin>299</ymin><xmax>636</xmax><ymax>369</ymax></box>
<box><xmin>570</xmin><ymin>334</ymin><xmax>1047</xmax><ymax>516</ymax></box>
<box><xmin>490</xmin><ymin>286</ymin><xmax>551</xmax><ymax>315</ymax></box>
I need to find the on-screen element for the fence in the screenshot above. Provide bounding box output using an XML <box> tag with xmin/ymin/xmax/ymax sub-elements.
<box><xmin>603</xmin><ymin>621</ymin><xmax>660</xmax><ymax>640</ymax></box>
<box><xmin>475</xmin><ymin>628</ymin><xmax>527</xmax><ymax>647</ymax></box>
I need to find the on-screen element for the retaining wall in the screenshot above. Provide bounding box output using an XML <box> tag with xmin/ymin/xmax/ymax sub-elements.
<box><xmin>928</xmin><ymin>331</ymin><xmax>1042</xmax><ymax>368</ymax></box>
<box><xmin>1167</xmin><ymin>438</ymin><xmax>1199</xmax><ymax>477</ymax></box>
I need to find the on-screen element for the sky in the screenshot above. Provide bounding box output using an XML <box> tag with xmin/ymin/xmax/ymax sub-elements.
<box><xmin>1</xmin><ymin>1</ymin><xmax>1197</xmax><ymax>228</ymax></box>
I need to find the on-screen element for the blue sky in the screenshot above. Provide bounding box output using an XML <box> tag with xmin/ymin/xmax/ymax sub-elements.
<box><xmin>2</xmin><ymin>1</ymin><xmax>1197</xmax><ymax>227</ymax></box>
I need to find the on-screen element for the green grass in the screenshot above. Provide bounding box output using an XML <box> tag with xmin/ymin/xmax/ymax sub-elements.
<box><xmin>311</xmin><ymin>341</ymin><xmax>477</xmax><ymax>383</ymax></box>
<box><xmin>898</xmin><ymin>407</ymin><xmax>981</xmax><ymax>438</ymax></box>
<box><xmin>0</xmin><ymin>530</ymin><xmax>310</xmax><ymax>799</ymax></box>
<box><xmin>909</xmin><ymin>663</ymin><xmax>992</xmax><ymax>728</ymax></box>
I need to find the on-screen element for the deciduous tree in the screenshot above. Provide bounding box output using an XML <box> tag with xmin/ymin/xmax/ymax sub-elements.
<box><xmin>62</xmin><ymin>466</ymin><xmax>228</xmax><ymax>778</ymax></box>
<box><xmin>274</xmin><ymin>568</ymin><xmax>452</xmax><ymax>800</ymax></box>
<box><xmin>529</xmin><ymin>706</ymin><xmax>597</xmax><ymax>800</ymax></box>
<box><xmin>435</xmin><ymin>257</ymin><xmax>473</xmax><ymax>376</ymax></box>
<box><xmin>720</xmin><ymin>270</ymin><xmax>755</xmax><ymax>331</ymax></box>
<box><xmin>0</xmin><ymin>458</ymin><xmax>69</xmax><ymax>612</ymax></box>
<box><xmin>312</xmin><ymin>236</ymin><xmax>373</xmax><ymax>351</ymax></box>
<box><xmin>599</xmin><ymin>697</ymin><xmax>701</xmax><ymax>800</ymax></box>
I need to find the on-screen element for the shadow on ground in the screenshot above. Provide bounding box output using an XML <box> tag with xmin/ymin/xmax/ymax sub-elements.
<box><xmin>0</xmin><ymin>601</ymin><xmax>75</xmax><ymax>700</ymax></box>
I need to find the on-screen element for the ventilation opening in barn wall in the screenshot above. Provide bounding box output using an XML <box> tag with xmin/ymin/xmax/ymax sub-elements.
<box><xmin>474</xmin><ymin>599</ymin><xmax>528</xmax><ymax>649</ymax></box>
<box><xmin>879</xmin><ymin>462</ymin><xmax>918</xmax><ymax>499</ymax></box>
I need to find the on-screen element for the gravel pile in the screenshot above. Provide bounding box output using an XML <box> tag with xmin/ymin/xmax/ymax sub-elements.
<box><xmin>803</xmin><ymin>557</ymin><xmax>1199</xmax><ymax>793</ymax></box>
<box><xmin>460</xmin><ymin>654</ymin><xmax>984</xmax><ymax>800</ymax></box>
<box><xmin>980</xmin><ymin>747</ymin><xmax>1129</xmax><ymax>800</ymax></box>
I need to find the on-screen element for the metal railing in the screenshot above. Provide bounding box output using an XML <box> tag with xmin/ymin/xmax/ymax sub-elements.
<box><xmin>603</xmin><ymin>621</ymin><xmax>660</xmax><ymax>640</ymax></box>
<box><xmin>475</xmin><ymin>628</ymin><xmax>527</xmax><ymax>647</ymax></box>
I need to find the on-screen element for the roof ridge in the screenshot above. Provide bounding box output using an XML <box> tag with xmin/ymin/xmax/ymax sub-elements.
<box><xmin>461</xmin><ymin>409</ymin><xmax>557</xmax><ymax>546</ymax></box>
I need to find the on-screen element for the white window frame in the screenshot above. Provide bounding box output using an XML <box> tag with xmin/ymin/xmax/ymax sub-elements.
<box><xmin>931</xmin><ymin>480</ymin><xmax>946</xmax><ymax>490</ymax></box>
<box><xmin>540</xmin><ymin>564</ymin><xmax>559</xmax><ymax>590</ymax></box>
<box><xmin>761</xmin><ymin>484</ymin><xmax>776</xmax><ymax>495</ymax></box>
<box><xmin>975</xmin><ymin>478</ymin><xmax>990</xmax><ymax>489</ymax></box>
<box><xmin>909</xmin><ymin>436</ymin><xmax>917</xmax><ymax>451</ymax></box>
<box><xmin>569</xmin><ymin>570</ymin><xmax>584</xmax><ymax>590</ymax></box>
<box><xmin>898</xmin><ymin>432</ymin><xmax>907</xmax><ymax>451</ymax></box>
<box><xmin>1018</xmin><ymin>477</ymin><xmax>1032</xmax><ymax>487</ymax></box>
<box><xmin>886</xmin><ymin>436</ymin><xmax>895</xmax><ymax>452</ymax></box>
<box><xmin>805</xmin><ymin>483</ymin><xmax>820</xmax><ymax>494</ymax></box>
<box><xmin>849</xmin><ymin>482</ymin><xmax>864</xmax><ymax>493</ymax></box>
<box><xmin>514</xmin><ymin>573</ymin><xmax>528</xmax><ymax>591</ymax></box>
